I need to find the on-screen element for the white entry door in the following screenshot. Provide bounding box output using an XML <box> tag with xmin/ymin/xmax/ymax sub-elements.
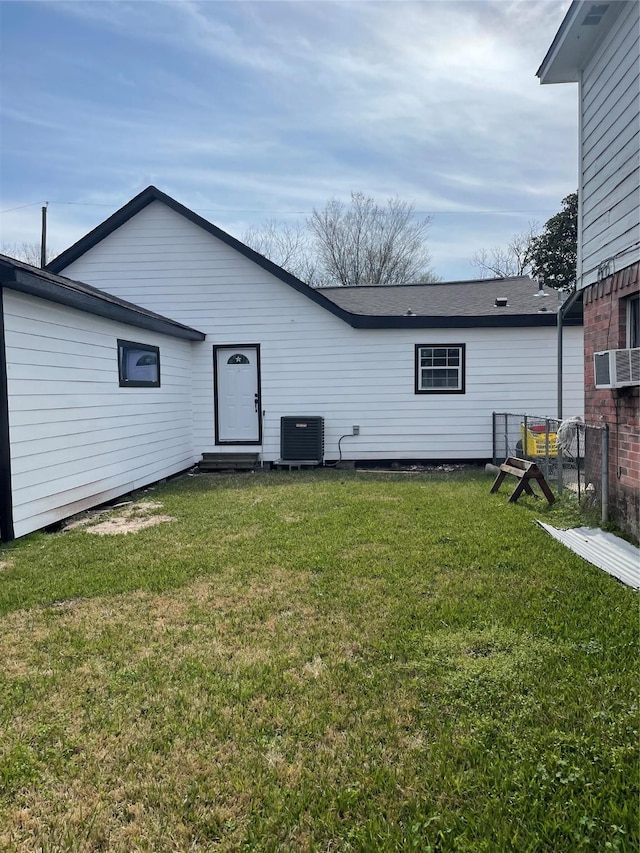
<box><xmin>215</xmin><ymin>346</ymin><xmax>261</xmax><ymax>443</ymax></box>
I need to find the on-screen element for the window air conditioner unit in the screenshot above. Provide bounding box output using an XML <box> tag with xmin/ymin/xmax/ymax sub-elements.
<box><xmin>593</xmin><ymin>348</ymin><xmax>640</xmax><ymax>389</ymax></box>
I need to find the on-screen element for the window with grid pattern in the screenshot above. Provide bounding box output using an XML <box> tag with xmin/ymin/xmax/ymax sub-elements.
<box><xmin>415</xmin><ymin>344</ymin><xmax>465</xmax><ymax>394</ymax></box>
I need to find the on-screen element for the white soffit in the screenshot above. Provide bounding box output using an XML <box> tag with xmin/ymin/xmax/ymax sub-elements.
<box><xmin>537</xmin><ymin>1</ymin><xmax>628</xmax><ymax>84</ymax></box>
<box><xmin>537</xmin><ymin>522</ymin><xmax>640</xmax><ymax>589</ymax></box>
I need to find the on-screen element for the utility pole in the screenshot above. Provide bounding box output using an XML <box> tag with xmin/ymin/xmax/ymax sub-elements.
<box><xmin>40</xmin><ymin>202</ymin><xmax>48</xmax><ymax>268</ymax></box>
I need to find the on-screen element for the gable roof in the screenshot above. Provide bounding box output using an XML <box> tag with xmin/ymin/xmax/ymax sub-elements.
<box><xmin>537</xmin><ymin>0</ymin><xmax>630</xmax><ymax>84</ymax></box>
<box><xmin>48</xmin><ymin>185</ymin><xmax>580</xmax><ymax>329</ymax></box>
<box><xmin>47</xmin><ymin>185</ymin><xmax>360</xmax><ymax>326</ymax></box>
<box><xmin>0</xmin><ymin>254</ymin><xmax>205</xmax><ymax>341</ymax></box>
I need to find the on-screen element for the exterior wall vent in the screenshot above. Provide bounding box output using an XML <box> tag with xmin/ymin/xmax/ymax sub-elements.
<box><xmin>594</xmin><ymin>348</ymin><xmax>640</xmax><ymax>389</ymax></box>
<box><xmin>582</xmin><ymin>4</ymin><xmax>609</xmax><ymax>26</ymax></box>
<box><xmin>280</xmin><ymin>417</ymin><xmax>324</xmax><ymax>461</ymax></box>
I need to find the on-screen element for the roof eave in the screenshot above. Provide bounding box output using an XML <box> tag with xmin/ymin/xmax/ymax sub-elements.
<box><xmin>537</xmin><ymin>1</ymin><xmax>627</xmax><ymax>84</ymax></box>
<box><xmin>346</xmin><ymin>313</ymin><xmax>578</xmax><ymax>329</ymax></box>
<box><xmin>46</xmin><ymin>185</ymin><xmax>356</xmax><ymax>328</ymax></box>
<box><xmin>1</xmin><ymin>267</ymin><xmax>205</xmax><ymax>341</ymax></box>
<box><xmin>47</xmin><ymin>186</ymin><xmax>163</xmax><ymax>274</ymax></box>
<box><xmin>43</xmin><ymin>189</ymin><xmax>584</xmax><ymax>333</ymax></box>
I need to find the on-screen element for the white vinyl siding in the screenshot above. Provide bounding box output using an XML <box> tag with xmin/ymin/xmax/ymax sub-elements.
<box><xmin>579</xmin><ymin>1</ymin><xmax>640</xmax><ymax>288</ymax></box>
<box><xmin>4</xmin><ymin>290</ymin><xmax>195</xmax><ymax>538</ymax></box>
<box><xmin>60</xmin><ymin>201</ymin><xmax>584</xmax><ymax>464</ymax></box>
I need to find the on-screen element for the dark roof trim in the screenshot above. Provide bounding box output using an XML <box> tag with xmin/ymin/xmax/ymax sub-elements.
<box><xmin>45</xmin><ymin>185</ymin><xmax>582</xmax><ymax>330</ymax></box>
<box><xmin>47</xmin><ymin>185</ymin><xmax>358</xmax><ymax>328</ymax></box>
<box><xmin>0</xmin><ymin>288</ymin><xmax>15</xmax><ymax>542</ymax></box>
<box><xmin>0</xmin><ymin>260</ymin><xmax>205</xmax><ymax>341</ymax></box>
<box><xmin>559</xmin><ymin>286</ymin><xmax>584</xmax><ymax>320</ymax></box>
<box><xmin>345</xmin><ymin>313</ymin><xmax>581</xmax><ymax>329</ymax></box>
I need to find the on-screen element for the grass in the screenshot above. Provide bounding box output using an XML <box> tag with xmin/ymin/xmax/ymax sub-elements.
<box><xmin>0</xmin><ymin>468</ymin><xmax>637</xmax><ymax>852</ymax></box>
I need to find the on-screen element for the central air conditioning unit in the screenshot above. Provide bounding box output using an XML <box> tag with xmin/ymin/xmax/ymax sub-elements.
<box><xmin>594</xmin><ymin>348</ymin><xmax>640</xmax><ymax>389</ymax></box>
<box><xmin>280</xmin><ymin>417</ymin><xmax>324</xmax><ymax>461</ymax></box>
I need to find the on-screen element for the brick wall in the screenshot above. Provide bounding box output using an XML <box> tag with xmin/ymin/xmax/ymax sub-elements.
<box><xmin>583</xmin><ymin>262</ymin><xmax>639</xmax><ymax>540</ymax></box>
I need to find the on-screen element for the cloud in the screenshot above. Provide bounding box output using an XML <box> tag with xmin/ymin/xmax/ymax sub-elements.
<box><xmin>0</xmin><ymin>0</ymin><xmax>577</xmax><ymax>280</ymax></box>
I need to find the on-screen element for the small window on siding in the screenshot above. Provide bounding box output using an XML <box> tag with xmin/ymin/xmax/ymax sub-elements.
<box><xmin>415</xmin><ymin>344</ymin><xmax>465</xmax><ymax>394</ymax></box>
<box><xmin>627</xmin><ymin>295</ymin><xmax>639</xmax><ymax>349</ymax></box>
<box><xmin>118</xmin><ymin>340</ymin><xmax>160</xmax><ymax>387</ymax></box>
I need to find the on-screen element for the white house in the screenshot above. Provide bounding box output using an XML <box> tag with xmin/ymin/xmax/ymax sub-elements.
<box><xmin>0</xmin><ymin>255</ymin><xmax>204</xmax><ymax>541</ymax></box>
<box><xmin>537</xmin><ymin>0</ymin><xmax>639</xmax><ymax>289</ymax></box>
<box><xmin>0</xmin><ymin>186</ymin><xmax>584</xmax><ymax>541</ymax></box>
<box><xmin>49</xmin><ymin>187</ymin><xmax>584</xmax><ymax>464</ymax></box>
<box><xmin>538</xmin><ymin>0</ymin><xmax>639</xmax><ymax>537</ymax></box>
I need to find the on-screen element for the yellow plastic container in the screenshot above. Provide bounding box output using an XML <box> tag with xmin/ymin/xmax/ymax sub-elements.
<box><xmin>519</xmin><ymin>423</ymin><xmax>558</xmax><ymax>458</ymax></box>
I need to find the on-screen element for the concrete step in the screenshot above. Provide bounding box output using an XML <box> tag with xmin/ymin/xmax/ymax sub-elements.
<box><xmin>199</xmin><ymin>453</ymin><xmax>260</xmax><ymax>471</ymax></box>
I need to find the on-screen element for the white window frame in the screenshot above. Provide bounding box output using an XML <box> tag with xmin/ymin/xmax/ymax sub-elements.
<box><xmin>118</xmin><ymin>339</ymin><xmax>160</xmax><ymax>388</ymax></box>
<box><xmin>415</xmin><ymin>344</ymin><xmax>466</xmax><ymax>394</ymax></box>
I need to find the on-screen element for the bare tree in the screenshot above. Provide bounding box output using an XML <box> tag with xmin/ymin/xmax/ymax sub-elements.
<box><xmin>243</xmin><ymin>192</ymin><xmax>437</xmax><ymax>288</ymax></box>
<box><xmin>308</xmin><ymin>193</ymin><xmax>437</xmax><ymax>286</ymax></box>
<box><xmin>242</xmin><ymin>220</ymin><xmax>320</xmax><ymax>285</ymax></box>
<box><xmin>470</xmin><ymin>223</ymin><xmax>539</xmax><ymax>279</ymax></box>
<box><xmin>1</xmin><ymin>241</ymin><xmax>55</xmax><ymax>267</ymax></box>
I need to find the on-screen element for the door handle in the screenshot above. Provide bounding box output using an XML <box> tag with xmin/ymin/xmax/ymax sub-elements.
<box><xmin>254</xmin><ymin>393</ymin><xmax>259</xmax><ymax>412</ymax></box>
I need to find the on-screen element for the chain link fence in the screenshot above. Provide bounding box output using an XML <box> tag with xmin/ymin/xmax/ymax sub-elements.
<box><xmin>492</xmin><ymin>413</ymin><xmax>609</xmax><ymax>520</ymax></box>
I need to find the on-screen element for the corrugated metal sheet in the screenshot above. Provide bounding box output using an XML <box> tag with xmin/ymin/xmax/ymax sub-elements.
<box><xmin>537</xmin><ymin>523</ymin><xmax>640</xmax><ymax>590</ymax></box>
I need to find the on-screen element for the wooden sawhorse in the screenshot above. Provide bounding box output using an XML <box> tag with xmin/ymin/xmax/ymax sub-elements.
<box><xmin>490</xmin><ymin>456</ymin><xmax>555</xmax><ymax>504</ymax></box>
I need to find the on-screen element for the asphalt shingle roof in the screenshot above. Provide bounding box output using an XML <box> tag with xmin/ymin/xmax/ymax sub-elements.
<box><xmin>319</xmin><ymin>276</ymin><xmax>565</xmax><ymax>318</ymax></box>
<box><xmin>46</xmin><ymin>186</ymin><xmax>582</xmax><ymax>329</ymax></box>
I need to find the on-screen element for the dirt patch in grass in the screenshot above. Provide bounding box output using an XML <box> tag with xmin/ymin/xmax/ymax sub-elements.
<box><xmin>0</xmin><ymin>559</ymin><xmax>12</xmax><ymax>571</ymax></box>
<box><xmin>87</xmin><ymin>514</ymin><xmax>175</xmax><ymax>535</ymax></box>
<box><xmin>79</xmin><ymin>501</ymin><xmax>176</xmax><ymax>535</ymax></box>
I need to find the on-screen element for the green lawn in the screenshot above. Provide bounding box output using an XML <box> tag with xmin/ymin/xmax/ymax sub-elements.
<box><xmin>0</xmin><ymin>468</ymin><xmax>637</xmax><ymax>852</ymax></box>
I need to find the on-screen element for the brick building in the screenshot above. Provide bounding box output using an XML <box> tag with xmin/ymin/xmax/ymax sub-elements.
<box><xmin>538</xmin><ymin>1</ymin><xmax>639</xmax><ymax>539</ymax></box>
<box><xmin>584</xmin><ymin>265</ymin><xmax>639</xmax><ymax>535</ymax></box>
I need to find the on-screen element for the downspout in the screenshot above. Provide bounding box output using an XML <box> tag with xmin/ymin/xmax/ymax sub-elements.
<box><xmin>0</xmin><ymin>286</ymin><xmax>15</xmax><ymax>542</ymax></box>
<box><xmin>556</xmin><ymin>287</ymin><xmax>582</xmax><ymax>499</ymax></box>
<box><xmin>557</xmin><ymin>287</ymin><xmax>582</xmax><ymax>420</ymax></box>
<box><xmin>557</xmin><ymin>298</ymin><xmax>564</xmax><ymax>422</ymax></box>
<box><xmin>601</xmin><ymin>423</ymin><xmax>609</xmax><ymax>525</ymax></box>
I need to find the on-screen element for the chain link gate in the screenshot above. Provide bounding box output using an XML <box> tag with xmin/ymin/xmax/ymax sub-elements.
<box><xmin>492</xmin><ymin>413</ymin><xmax>609</xmax><ymax>521</ymax></box>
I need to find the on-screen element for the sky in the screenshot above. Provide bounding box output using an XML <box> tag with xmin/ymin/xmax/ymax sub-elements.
<box><xmin>0</xmin><ymin>0</ymin><xmax>578</xmax><ymax>282</ymax></box>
